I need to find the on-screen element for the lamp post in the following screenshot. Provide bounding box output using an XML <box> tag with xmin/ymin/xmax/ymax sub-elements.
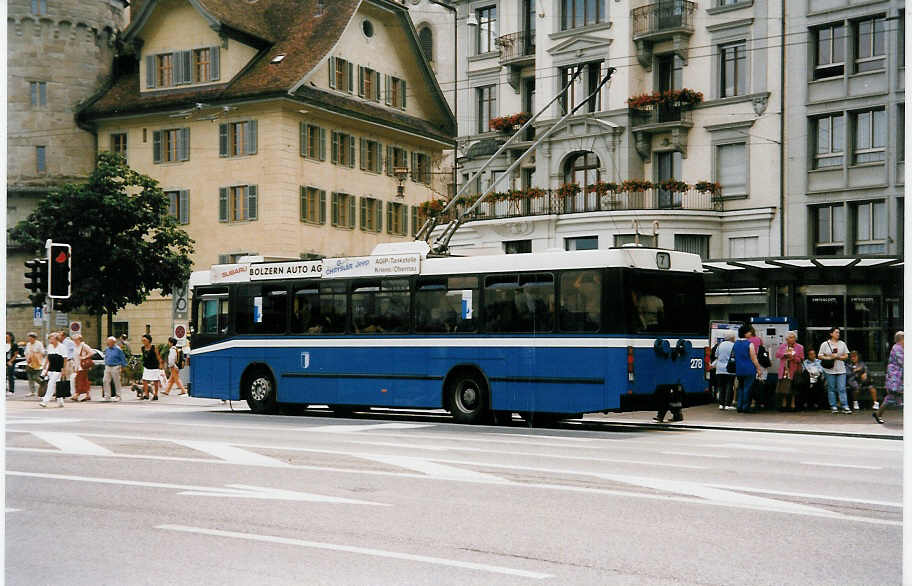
<box><xmin>394</xmin><ymin>166</ymin><xmax>409</xmax><ymax>198</ymax></box>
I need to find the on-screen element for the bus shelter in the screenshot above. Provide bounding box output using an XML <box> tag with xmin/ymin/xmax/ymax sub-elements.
<box><xmin>702</xmin><ymin>256</ymin><xmax>903</xmax><ymax>368</ymax></box>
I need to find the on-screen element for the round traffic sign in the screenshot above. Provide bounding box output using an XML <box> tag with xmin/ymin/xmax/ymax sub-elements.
<box><xmin>174</xmin><ymin>325</ymin><xmax>186</xmax><ymax>339</ymax></box>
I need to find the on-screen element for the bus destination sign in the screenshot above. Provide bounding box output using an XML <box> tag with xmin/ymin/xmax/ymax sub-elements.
<box><xmin>250</xmin><ymin>260</ymin><xmax>323</xmax><ymax>281</ymax></box>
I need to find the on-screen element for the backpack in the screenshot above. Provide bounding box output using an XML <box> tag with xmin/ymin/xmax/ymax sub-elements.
<box><xmin>757</xmin><ymin>345</ymin><xmax>772</xmax><ymax>368</ymax></box>
<box><xmin>175</xmin><ymin>348</ymin><xmax>185</xmax><ymax>369</ymax></box>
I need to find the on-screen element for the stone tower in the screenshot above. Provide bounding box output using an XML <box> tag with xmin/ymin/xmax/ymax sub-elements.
<box><xmin>6</xmin><ymin>0</ymin><xmax>127</xmax><ymax>339</ymax></box>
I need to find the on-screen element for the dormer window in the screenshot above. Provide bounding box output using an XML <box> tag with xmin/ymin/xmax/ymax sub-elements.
<box><xmin>329</xmin><ymin>57</ymin><xmax>354</xmax><ymax>93</ymax></box>
<box><xmin>146</xmin><ymin>46</ymin><xmax>220</xmax><ymax>89</ymax></box>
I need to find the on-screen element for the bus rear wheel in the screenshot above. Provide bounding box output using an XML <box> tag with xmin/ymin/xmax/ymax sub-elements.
<box><xmin>245</xmin><ymin>370</ymin><xmax>277</xmax><ymax>414</ymax></box>
<box><xmin>448</xmin><ymin>373</ymin><xmax>488</xmax><ymax>424</ymax></box>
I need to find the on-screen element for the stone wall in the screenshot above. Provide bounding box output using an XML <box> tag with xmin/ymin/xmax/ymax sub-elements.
<box><xmin>6</xmin><ymin>0</ymin><xmax>126</xmax><ymax>342</ymax></box>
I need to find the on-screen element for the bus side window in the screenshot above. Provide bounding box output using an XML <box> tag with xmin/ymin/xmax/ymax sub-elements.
<box><xmin>195</xmin><ymin>289</ymin><xmax>229</xmax><ymax>335</ymax></box>
<box><xmin>416</xmin><ymin>276</ymin><xmax>478</xmax><ymax>333</ymax></box>
<box><xmin>559</xmin><ymin>270</ymin><xmax>601</xmax><ymax>332</ymax></box>
<box><xmin>484</xmin><ymin>273</ymin><xmax>554</xmax><ymax>333</ymax></box>
<box><xmin>352</xmin><ymin>279</ymin><xmax>409</xmax><ymax>334</ymax></box>
<box><xmin>235</xmin><ymin>285</ymin><xmax>288</xmax><ymax>334</ymax></box>
<box><xmin>292</xmin><ymin>283</ymin><xmax>346</xmax><ymax>334</ymax></box>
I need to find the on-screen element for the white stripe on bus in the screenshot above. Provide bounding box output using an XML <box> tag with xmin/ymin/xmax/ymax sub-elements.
<box><xmin>190</xmin><ymin>337</ymin><xmax>709</xmax><ymax>355</ymax></box>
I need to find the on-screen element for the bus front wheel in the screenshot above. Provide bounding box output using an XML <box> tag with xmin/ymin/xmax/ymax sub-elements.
<box><xmin>448</xmin><ymin>373</ymin><xmax>488</xmax><ymax>424</ymax></box>
<box><xmin>245</xmin><ymin>370</ymin><xmax>277</xmax><ymax>414</ymax></box>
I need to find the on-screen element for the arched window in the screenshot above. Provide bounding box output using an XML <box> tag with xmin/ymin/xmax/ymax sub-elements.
<box><xmin>419</xmin><ymin>26</ymin><xmax>434</xmax><ymax>62</ymax></box>
<box><xmin>563</xmin><ymin>151</ymin><xmax>600</xmax><ymax>188</ymax></box>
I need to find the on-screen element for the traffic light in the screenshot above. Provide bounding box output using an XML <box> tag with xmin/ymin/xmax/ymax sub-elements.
<box><xmin>23</xmin><ymin>258</ymin><xmax>47</xmax><ymax>307</ymax></box>
<box><xmin>48</xmin><ymin>243</ymin><xmax>71</xmax><ymax>299</ymax></box>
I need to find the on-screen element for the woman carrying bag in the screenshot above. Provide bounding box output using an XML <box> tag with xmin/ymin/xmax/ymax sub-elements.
<box><xmin>40</xmin><ymin>334</ymin><xmax>67</xmax><ymax>408</ymax></box>
<box><xmin>775</xmin><ymin>331</ymin><xmax>804</xmax><ymax>411</ymax></box>
<box><xmin>71</xmin><ymin>334</ymin><xmax>94</xmax><ymax>402</ymax></box>
<box><xmin>139</xmin><ymin>334</ymin><xmax>163</xmax><ymax>401</ymax></box>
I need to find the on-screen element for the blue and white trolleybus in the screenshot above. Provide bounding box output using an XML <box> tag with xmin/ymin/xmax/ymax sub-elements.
<box><xmin>188</xmin><ymin>244</ymin><xmax>709</xmax><ymax>423</ymax></box>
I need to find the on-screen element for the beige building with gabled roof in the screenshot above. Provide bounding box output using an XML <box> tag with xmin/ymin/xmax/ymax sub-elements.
<box><xmin>77</xmin><ymin>0</ymin><xmax>456</xmax><ymax>343</ymax></box>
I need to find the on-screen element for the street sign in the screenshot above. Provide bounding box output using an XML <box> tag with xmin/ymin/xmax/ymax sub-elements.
<box><xmin>56</xmin><ymin>312</ymin><xmax>68</xmax><ymax>326</ymax></box>
<box><xmin>174</xmin><ymin>323</ymin><xmax>188</xmax><ymax>346</ymax></box>
<box><xmin>172</xmin><ymin>283</ymin><xmax>189</xmax><ymax>320</ymax></box>
<box><xmin>69</xmin><ymin>321</ymin><xmax>82</xmax><ymax>336</ymax></box>
<box><xmin>33</xmin><ymin>307</ymin><xmax>43</xmax><ymax>326</ymax></box>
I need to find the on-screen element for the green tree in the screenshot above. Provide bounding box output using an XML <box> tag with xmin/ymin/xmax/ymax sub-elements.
<box><xmin>9</xmin><ymin>152</ymin><xmax>194</xmax><ymax>334</ymax></box>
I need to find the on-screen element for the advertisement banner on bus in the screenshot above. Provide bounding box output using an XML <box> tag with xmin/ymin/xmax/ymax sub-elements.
<box><xmin>250</xmin><ymin>260</ymin><xmax>323</xmax><ymax>281</ymax></box>
<box><xmin>210</xmin><ymin>264</ymin><xmax>250</xmax><ymax>284</ymax></box>
<box><xmin>323</xmin><ymin>254</ymin><xmax>420</xmax><ymax>279</ymax></box>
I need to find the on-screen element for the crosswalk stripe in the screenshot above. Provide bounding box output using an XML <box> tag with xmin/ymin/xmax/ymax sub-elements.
<box><xmin>31</xmin><ymin>432</ymin><xmax>113</xmax><ymax>456</ymax></box>
<box><xmin>361</xmin><ymin>454</ymin><xmax>508</xmax><ymax>484</ymax></box>
<box><xmin>174</xmin><ymin>441</ymin><xmax>291</xmax><ymax>468</ymax></box>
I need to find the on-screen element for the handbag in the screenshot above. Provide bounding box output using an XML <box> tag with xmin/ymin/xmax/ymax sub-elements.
<box><xmin>55</xmin><ymin>379</ymin><xmax>71</xmax><ymax>398</ymax></box>
<box><xmin>80</xmin><ymin>357</ymin><xmax>94</xmax><ymax>370</ymax></box>
<box><xmin>726</xmin><ymin>356</ymin><xmax>736</xmax><ymax>374</ymax></box>
<box><xmin>820</xmin><ymin>344</ymin><xmax>836</xmax><ymax>369</ymax></box>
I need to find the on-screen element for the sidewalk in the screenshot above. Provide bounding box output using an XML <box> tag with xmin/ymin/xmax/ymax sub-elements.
<box><xmin>588</xmin><ymin>403</ymin><xmax>903</xmax><ymax>439</ymax></box>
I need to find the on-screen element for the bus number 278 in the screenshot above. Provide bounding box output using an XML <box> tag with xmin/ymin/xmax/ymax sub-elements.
<box><xmin>690</xmin><ymin>358</ymin><xmax>703</xmax><ymax>369</ymax></box>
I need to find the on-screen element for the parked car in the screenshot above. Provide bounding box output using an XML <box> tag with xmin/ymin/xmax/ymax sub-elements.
<box><xmin>14</xmin><ymin>348</ymin><xmax>105</xmax><ymax>379</ymax></box>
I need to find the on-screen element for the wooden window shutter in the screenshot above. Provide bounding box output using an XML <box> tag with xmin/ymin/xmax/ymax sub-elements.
<box><xmin>246</xmin><ymin>120</ymin><xmax>257</xmax><ymax>155</ymax></box>
<box><xmin>178</xmin><ymin>127</ymin><xmax>190</xmax><ymax>161</ymax></box>
<box><xmin>331</xmin><ymin>192</ymin><xmax>339</xmax><ymax>226</ymax></box>
<box><xmin>152</xmin><ymin>130</ymin><xmax>162</xmax><ymax>163</ymax></box>
<box><xmin>318</xmin><ymin>127</ymin><xmax>326</xmax><ymax>160</ymax></box>
<box><xmin>385</xmin><ymin>75</ymin><xmax>391</xmax><ymax>105</ymax></box>
<box><xmin>375</xmin><ymin>199</ymin><xmax>383</xmax><ymax>232</ymax></box>
<box><xmin>360</xmin><ymin>197</ymin><xmax>367</xmax><ymax>231</ymax></box>
<box><xmin>218</xmin><ymin>124</ymin><xmax>228</xmax><ymax>157</ymax></box>
<box><xmin>246</xmin><ymin>185</ymin><xmax>258</xmax><ymax>220</ymax></box>
<box><xmin>209</xmin><ymin>46</ymin><xmax>220</xmax><ymax>81</ymax></box>
<box><xmin>182</xmin><ymin>51</ymin><xmax>192</xmax><ymax>84</ymax></box>
<box><xmin>347</xmin><ymin>61</ymin><xmax>354</xmax><ymax>94</ymax></box>
<box><xmin>179</xmin><ymin>190</ymin><xmax>190</xmax><ymax>224</ymax></box>
<box><xmin>331</xmin><ymin>131</ymin><xmax>338</xmax><ymax>164</ymax></box>
<box><xmin>359</xmin><ymin>138</ymin><xmax>366</xmax><ymax>170</ymax></box>
<box><xmin>410</xmin><ymin>152</ymin><xmax>416</xmax><ymax>181</ymax></box>
<box><xmin>328</xmin><ymin>56</ymin><xmax>336</xmax><ymax>88</ymax></box>
<box><xmin>385</xmin><ymin>145</ymin><xmax>393</xmax><ymax>175</ymax></box>
<box><xmin>374</xmin><ymin>71</ymin><xmax>381</xmax><ymax>101</ymax></box>
<box><xmin>171</xmin><ymin>52</ymin><xmax>181</xmax><ymax>86</ymax></box>
<box><xmin>301</xmin><ymin>185</ymin><xmax>307</xmax><ymax>222</ymax></box>
<box><xmin>319</xmin><ymin>190</ymin><xmax>326</xmax><ymax>224</ymax></box>
<box><xmin>357</xmin><ymin>66</ymin><xmax>364</xmax><ymax>97</ymax></box>
<box><xmin>348</xmin><ymin>194</ymin><xmax>356</xmax><ymax>228</ymax></box>
<box><xmin>218</xmin><ymin>187</ymin><xmax>228</xmax><ymax>222</ymax></box>
<box><xmin>146</xmin><ymin>55</ymin><xmax>155</xmax><ymax>88</ymax></box>
<box><xmin>298</xmin><ymin>122</ymin><xmax>307</xmax><ymax>157</ymax></box>
<box><xmin>348</xmin><ymin>135</ymin><xmax>356</xmax><ymax>168</ymax></box>
<box><xmin>401</xmin><ymin>80</ymin><xmax>406</xmax><ymax>108</ymax></box>
<box><xmin>411</xmin><ymin>206</ymin><xmax>418</xmax><ymax>236</ymax></box>
<box><xmin>168</xmin><ymin>192</ymin><xmax>177</xmax><ymax>218</ymax></box>
<box><xmin>386</xmin><ymin>202</ymin><xmax>393</xmax><ymax>234</ymax></box>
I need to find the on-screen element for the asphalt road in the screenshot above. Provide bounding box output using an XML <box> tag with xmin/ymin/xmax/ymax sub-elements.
<box><xmin>5</xmin><ymin>397</ymin><xmax>902</xmax><ymax>585</ymax></box>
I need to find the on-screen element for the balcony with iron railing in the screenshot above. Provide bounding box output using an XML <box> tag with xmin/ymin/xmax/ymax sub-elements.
<box><xmin>630</xmin><ymin>0</ymin><xmax>696</xmax><ymax>69</ymax></box>
<box><xmin>496</xmin><ymin>31</ymin><xmax>535</xmax><ymax>67</ymax></box>
<box><xmin>424</xmin><ymin>184</ymin><xmax>722</xmax><ymax>224</ymax></box>
<box><xmin>627</xmin><ymin>89</ymin><xmax>702</xmax><ymax>159</ymax></box>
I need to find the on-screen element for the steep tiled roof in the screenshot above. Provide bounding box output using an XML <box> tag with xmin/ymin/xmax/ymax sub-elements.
<box><xmin>82</xmin><ymin>0</ymin><xmax>454</xmax><ymax>141</ymax></box>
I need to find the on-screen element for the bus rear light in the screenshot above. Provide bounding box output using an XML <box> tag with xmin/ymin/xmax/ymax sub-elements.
<box><xmin>627</xmin><ymin>346</ymin><xmax>634</xmax><ymax>381</ymax></box>
<box><xmin>704</xmin><ymin>346</ymin><xmax>711</xmax><ymax>372</ymax></box>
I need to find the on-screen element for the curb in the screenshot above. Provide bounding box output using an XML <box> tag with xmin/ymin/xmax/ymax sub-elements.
<box><xmin>597</xmin><ymin>420</ymin><xmax>903</xmax><ymax>440</ymax></box>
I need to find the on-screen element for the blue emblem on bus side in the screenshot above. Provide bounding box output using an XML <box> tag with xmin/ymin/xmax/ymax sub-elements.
<box><xmin>301</xmin><ymin>352</ymin><xmax>310</xmax><ymax>369</ymax></box>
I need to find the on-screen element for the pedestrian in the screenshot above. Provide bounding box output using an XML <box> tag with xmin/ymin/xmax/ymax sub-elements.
<box><xmin>6</xmin><ymin>332</ymin><xmax>17</xmax><ymax>395</ymax></box>
<box><xmin>102</xmin><ymin>336</ymin><xmax>125</xmax><ymax>402</ymax></box>
<box><xmin>58</xmin><ymin>330</ymin><xmax>77</xmax><ymax>394</ymax></box>
<box><xmin>24</xmin><ymin>332</ymin><xmax>45</xmax><ymax>398</ymax></box>
<box><xmin>733</xmin><ymin>324</ymin><xmax>764</xmax><ymax>413</ymax></box>
<box><xmin>70</xmin><ymin>334</ymin><xmax>94</xmax><ymax>402</ymax></box>
<box><xmin>819</xmin><ymin>326</ymin><xmax>851</xmax><ymax>414</ymax></box>
<box><xmin>162</xmin><ymin>337</ymin><xmax>187</xmax><ymax>396</ymax></box>
<box><xmin>846</xmin><ymin>351</ymin><xmax>878</xmax><ymax>411</ymax></box>
<box><xmin>774</xmin><ymin>331</ymin><xmax>804</xmax><ymax>411</ymax></box>
<box><xmin>802</xmin><ymin>349</ymin><xmax>825</xmax><ymax>409</ymax></box>
<box><xmin>139</xmin><ymin>334</ymin><xmax>163</xmax><ymax>401</ymax></box>
<box><xmin>40</xmin><ymin>334</ymin><xmax>66</xmax><ymax>408</ymax></box>
<box><xmin>713</xmin><ymin>331</ymin><xmax>736</xmax><ymax>410</ymax></box>
<box><xmin>873</xmin><ymin>331</ymin><xmax>903</xmax><ymax>424</ymax></box>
